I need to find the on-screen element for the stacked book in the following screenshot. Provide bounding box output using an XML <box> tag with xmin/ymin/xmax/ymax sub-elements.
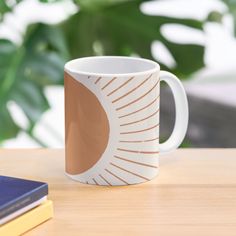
<box><xmin>0</xmin><ymin>175</ymin><xmax>53</xmax><ymax>235</ymax></box>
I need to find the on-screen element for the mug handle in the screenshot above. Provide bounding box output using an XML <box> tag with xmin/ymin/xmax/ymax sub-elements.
<box><xmin>159</xmin><ymin>71</ymin><xmax>189</xmax><ymax>154</ymax></box>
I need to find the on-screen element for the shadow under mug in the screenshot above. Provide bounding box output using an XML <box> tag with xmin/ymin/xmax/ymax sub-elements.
<box><xmin>64</xmin><ymin>56</ymin><xmax>188</xmax><ymax>186</ymax></box>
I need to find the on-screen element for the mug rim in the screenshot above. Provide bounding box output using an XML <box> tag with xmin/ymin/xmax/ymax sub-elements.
<box><xmin>64</xmin><ymin>56</ymin><xmax>160</xmax><ymax>77</ymax></box>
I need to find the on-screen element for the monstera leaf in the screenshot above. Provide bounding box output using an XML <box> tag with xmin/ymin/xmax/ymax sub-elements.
<box><xmin>0</xmin><ymin>0</ymin><xmax>206</xmax><ymax>145</ymax></box>
<box><xmin>222</xmin><ymin>0</ymin><xmax>236</xmax><ymax>35</ymax></box>
<box><xmin>0</xmin><ymin>0</ymin><xmax>22</xmax><ymax>18</ymax></box>
<box><xmin>63</xmin><ymin>0</ymin><xmax>204</xmax><ymax>78</ymax></box>
<box><xmin>0</xmin><ymin>24</ymin><xmax>68</xmax><ymax>143</ymax></box>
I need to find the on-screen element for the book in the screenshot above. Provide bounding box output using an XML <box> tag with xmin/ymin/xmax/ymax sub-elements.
<box><xmin>0</xmin><ymin>200</ymin><xmax>53</xmax><ymax>236</ymax></box>
<box><xmin>0</xmin><ymin>196</ymin><xmax>47</xmax><ymax>225</ymax></box>
<box><xmin>0</xmin><ymin>175</ymin><xmax>48</xmax><ymax>220</ymax></box>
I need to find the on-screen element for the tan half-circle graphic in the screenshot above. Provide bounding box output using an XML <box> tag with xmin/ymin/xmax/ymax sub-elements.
<box><xmin>65</xmin><ymin>72</ymin><xmax>110</xmax><ymax>175</ymax></box>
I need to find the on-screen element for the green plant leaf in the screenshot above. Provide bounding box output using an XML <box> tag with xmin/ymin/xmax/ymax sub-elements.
<box><xmin>0</xmin><ymin>105</ymin><xmax>20</xmax><ymax>142</ymax></box>
<box><xmin>221</xmin><ymin>0</ymin><xmax>236</xmax><ymax>35</ymax></box>
<box><xmin>0</xmin><ymin>24</ymin><xmax>68</xmax><ymax>142</ymax></box>
<box><xmin>75</xmin><ymin>0</ymin><xmax>133</xmax><ymax>10</ymax></box>
<box><xmin>0</xmin><ymin>1</ymin><xmax>11</xmax><ymax>16</ymax></box>
<box><xmin>62</xmin><ymin>0</ymin><xmax>204</xmax><ymax>78</ymax></box>
<box><xmin>0</xmin><ymin>0</ymin><xmax>22</xmax><ymax>20</ymax></box>
<box><xmin>0</xmin><ymin>0</ymin><xmax>206</xmax><ymax>145</ymax></box>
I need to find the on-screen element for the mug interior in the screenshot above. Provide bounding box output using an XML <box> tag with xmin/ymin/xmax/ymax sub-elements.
<box><xmin>65</xmin><ymin>56</ymin><xmax>159</xmax><ymax>76</ymax></box>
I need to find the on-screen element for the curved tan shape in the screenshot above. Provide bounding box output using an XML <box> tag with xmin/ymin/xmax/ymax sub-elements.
<box><xmin>65</xmin><ymin>72</ymin><xmax>110</xmax><ymax>174</ymax></box>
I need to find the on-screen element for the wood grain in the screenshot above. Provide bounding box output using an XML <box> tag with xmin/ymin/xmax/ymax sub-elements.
<box><xmin>0</xmin><ymin>149</ymin><xmax>236</xmax><ymax>236</ymax></box>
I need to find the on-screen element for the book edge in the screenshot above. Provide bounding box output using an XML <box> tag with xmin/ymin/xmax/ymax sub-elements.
<box><xmin>0</xmin><ymin>196</ymin><xmax>47</xmax><ymax>225</ymax></box>
<box><xmin>0</xmin><ymin>182</ymin><xmax>48</xmax><ymax>219</ymax></box>
<box><xmin>0</xmin><ymin>200</ymin><xmax>53</xmax><ymax>236</ymax></box>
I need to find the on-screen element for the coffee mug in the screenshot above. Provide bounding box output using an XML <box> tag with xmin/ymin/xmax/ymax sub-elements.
<box><xmin>64</xmin><ymin>56</ymin><xmax>188</xmax><ymax>186</ymax></box>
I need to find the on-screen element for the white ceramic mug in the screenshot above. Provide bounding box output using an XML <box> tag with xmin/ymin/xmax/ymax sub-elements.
<box><xmin>64</xmin><ymin>56</ymin><xmax>188</xmax><ymax>186</ymax></box>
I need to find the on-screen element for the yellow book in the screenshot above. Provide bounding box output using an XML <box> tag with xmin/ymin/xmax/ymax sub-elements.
<box><xmin>0</xmin><ymin>200</ymin><xmax>53</xmax><ymax>236</ymax></box>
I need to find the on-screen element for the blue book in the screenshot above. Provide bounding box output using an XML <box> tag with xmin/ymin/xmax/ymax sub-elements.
<box><xmin>0</xmin><ymin>176</ymin><xmax>48</xmax><ymax>220</ymax></box>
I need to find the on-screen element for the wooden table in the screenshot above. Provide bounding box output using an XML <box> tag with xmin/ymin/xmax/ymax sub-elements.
<box><xmin>1</xmin><ymin>149</ymin><xmax>236</xmax><ymax>236</ymax></box>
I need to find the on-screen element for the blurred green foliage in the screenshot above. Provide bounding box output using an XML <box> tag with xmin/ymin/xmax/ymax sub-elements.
<box><xmin>223</xmin><ymin>0</ymin><xmax>236</xmax><ymax>35</ymax></box>
<box><xmin>0</xmin><ymin>0</ymin><xmax>206</xmax><ymax>145</ymax></box>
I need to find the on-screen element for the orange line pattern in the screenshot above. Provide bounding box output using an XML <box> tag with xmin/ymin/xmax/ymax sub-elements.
<box><xmin>110</xmin><ymin>163</ymin><xmax>150</xmax><ymax>181</ymax></box>
<box><xmin>102</xmin><ymin>77</ymin><xmax>117</xmax><ymax>90</ymax></box>
<box><xmin>114</xmin><ymin>155</ymin><xmax>158</xmax><ymax>168</ymax></box>
<box><xmin>94</xmin><ymin>76</ymin><xmax>102</xmax><ymax>84</ymax></box>
<box><xmin>119</xmin><ymin>137</ymin><xmax>159</xmax><ymax>143</ymax></box>
<box><xmin>112</xmin><ymin>74</ymin><xmax>152</xmax><ymax>103</ymax></box>
<box><xmin>92</xmin><ymin>178</ymin><xmax>99</xmax><ymax>185</ymax></box>
<box><xmin>117</xmin><ymin>148</ymin><xmax>159</xmax><ymax>154</ymax></box>
<box><xmin>116</xmin><ymin>78</ymin><xmax>160</xmax><ymax>111</ymax></box>
<box><xmin>120</xmin><ymin>123</ymin><xmax>159</xmax><ymax>135</ymax></box>
<box><xmin>91</xmin><ymin>72</ymin><xmax>161</xmax><ymax>185</ymax></box>
<box><xmin>105</xmin><ymin>169</ymin><xmax>129</xmax><ymax>185</ymax></box>
<box><xmin>120</xmin><ymin>108</ymin><xmax>159</xmax><ymax>127</ymax></box>
<box><xmin>118</xmin><ymin>95</ymin><xmax>159</xmax><ymax>118</ymax></box>
<box><xmin>107</xmin><ymin>76</ymin><xmax>134</xmax><ymax>96</ymax></box>
<box><xmin>99</xmin><ymin>174</ymin><xmax>112</xmax><ymax>186</ymax></box>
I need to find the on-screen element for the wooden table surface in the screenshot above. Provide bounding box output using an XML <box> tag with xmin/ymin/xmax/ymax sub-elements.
<box><xmin>0</xmin><ymin>149</ymin><xmax>236</xmax><ymax>236</ymax></box>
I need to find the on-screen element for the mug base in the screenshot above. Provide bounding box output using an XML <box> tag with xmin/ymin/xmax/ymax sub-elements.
<box><xmin>65</xmin><ymin>171</ymin><xmax>159</xmax><ymax>186</ymax></box>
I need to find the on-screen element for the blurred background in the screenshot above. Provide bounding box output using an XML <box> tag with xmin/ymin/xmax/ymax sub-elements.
<box><xmin>0</xmin><ymin>0</ymin><xmax>235</xmax><ymax>148</ymax></box>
